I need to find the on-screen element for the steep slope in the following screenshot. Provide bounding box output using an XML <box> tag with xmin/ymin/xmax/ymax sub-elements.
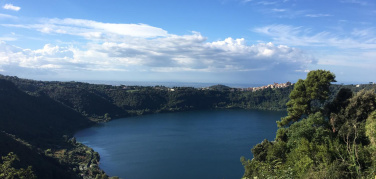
<box><xmin>0</xmin><ymin>79</ymin><xmax>103</xmax><ymax>178</ymax></box>
<box><xmin>0</xmin><ymin>79</ymin><xmax>93</xmax><ymax>147</ymax></box>
<box><xmin>0</xmin><ymin>132</ymin><xmax>79</xmax><ymax>179</ymax></box>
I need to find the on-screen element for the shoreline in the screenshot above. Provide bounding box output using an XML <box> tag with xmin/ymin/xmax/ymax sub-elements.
<box><xmin>74</xmin><ymin>108</ymin><xmax>285</xmax><ymax>179</ymax></box>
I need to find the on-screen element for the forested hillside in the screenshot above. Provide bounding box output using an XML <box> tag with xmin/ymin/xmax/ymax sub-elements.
<box><xmin>1</xmin><ymin>74</ymin><xmax>375</xmax><ymax>178</ymax></box>
<box><xmin>0</xmin><ymin>79</ymin><xmax>110</xmax><ymax>178</ymax></box>
<box><xmin>0</xmin><ymin>75</ymin><xmax>294</xmax><ymax>121</ymax></box>
<box><xmin>241</xmin><ymin>70</ymin><xmax>376</xmax><ymax>178</ymax></box>
<box><xmin>0</xmin><ymin>75</ymin><xmax>293</xmax><ymax>178</ymax></box>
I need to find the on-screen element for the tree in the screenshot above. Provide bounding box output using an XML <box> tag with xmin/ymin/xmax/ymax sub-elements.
<box><xmin>243</xmin><ymin>70</ymin><xmax>376</xmax><ymax>178</ymax></box>
<box><xmin>305</xmin><ymin>69</ymin><xmax>336</xmax><ymax>102</ymax></box>
<box><xmin>278</xmin><ymin>70</ymin><xmax>336</xmax><ymax>127</ymax></box>
<box><xmin>331</xmin><ymin>89</ymin><xmax>376</xmax><ymax>134</ymax></box>
<box><xmin>324</xmin><ymin>88</ymin><xmax>352</xmax><ymax>117</ymax></box>
<box><xmin>330</xmin><ymin>89</ymin><xmax>376</xmax><ymax>176</ymax></box>
<box><xmin>278</xmin><ymin>79</ymin><xmax>309</xmax><ymax>127</ymax></box>
<box><xmin>252</xmin><ymin>139</ymin><xmax>273</xmax><ymax>162</ymax></box>
<box><xmin>0</xmin><ymin>152</ymin><xmax>36</xmax><ymax>179</ymax></box>
<box><xmin>104</xmin><ymin>113</ymin><xmax>111</xmax><ymax>121</ymax></box>
<box><xmin>366</xmin><ymin>111</ymin><xmax>376</xmax><ymax>177</ymax></box>
<box><xmin>366</xmin><ymin>111</ymin><xmax>376</xmax><ymax>146</ymax></box>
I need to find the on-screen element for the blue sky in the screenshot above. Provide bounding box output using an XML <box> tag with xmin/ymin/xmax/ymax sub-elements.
<box><xmin>0</xmin><ymin>0</ymin><xmax>375</xmax><ymax>84</ymax></box>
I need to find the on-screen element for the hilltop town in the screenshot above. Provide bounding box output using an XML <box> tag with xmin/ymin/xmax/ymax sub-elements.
<box><xmin>146</xmin><ymin>82</ymin><xmax>294</xmax><ymax>92</ymax></box>
<box><xmin>239</xmin><ymin>82</ymin><xmax>293</xmax><ymax>92</ymax></box>
<box><xmin>200</xmin><ymin>82</ymin><xmax>293</xmax><ymax>92</ymax></box>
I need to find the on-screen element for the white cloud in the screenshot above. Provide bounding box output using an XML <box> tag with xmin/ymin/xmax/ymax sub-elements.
<box><xmin>305</xmin><ymin>14</ymin><xmax>332</xmax><ymax>17</ymax></box>
<box><xmin>0</xmin><ymin>32</ymin><xmax>18</xmax><ymax>42</ymax></box>
<box><xmin>0</xmin><ymin>42</ymin><xmax>76</xmax><ymax>70</ymax></box>
<box><xmin>242</xmin><ymin>0</ymin><xmax>253</xmax><ymax>3</ymax></box>
<box><xmin>254</xmin><ymin>24</ymin><xmax>376</xmax><ymax>49</ymax></box>
<box><xmin>242</xmin><ymin>0</ymin><xmax>288</xmax><ymax>5</ymax></box>
<box><xmin>272</xmin><ymin>8</ymin><xmax>287</xmax><ymax>12</ymax></box>
<box><xmin>3</xmin><ymin>4</ymin><xmax>21</xmax><ymax>11</ymax></box>
<box><xmin>259</xmin><ymin>7</ymin><xmax>308</xmax><ymax>19</ymax></box>
<box><xmin>254</xmin><ymin>24</ymin><xmax>376</xmax><ymax>73</ymax></box>
<box><xmin>0</xmin><ymin>37</ymin><xmax>17</xmax><ymax>41</ymax></box>
<box><xmin>0</xmin><ymin>13</ymin><xmax>17</xmax><ymax>19</ymax></box>
<box><xmin>3</xmin><ymin>18</ymin><xmax>168</xmax><ymax>40</ymax></box>
<box><xmin>351</xmin><ymin>28</ymin><xmax>375</xmax><ymax>37</ymax></box>
<box><xmin>0</xmin><ymin>18</ymin><xmax>317</xmax><ymax>82</ymax></box>
<box><xmin>339</xmin><ymin>0</ymin><xmax>368</xmax><ymax>6</ymax></box>
<box><xmin>0</xmin><ymin>32</ymin><xmax>313</xmax><ymax>75</ymax></box>
<box><xmin>257</xmin><ymin>1</ymin><xmax>278</xmax><ymax>5</ymax></box>
<box><xmin>318</xmin><ymin>51</ymin><xmax>376</xmax><ymax>70</ymax></box>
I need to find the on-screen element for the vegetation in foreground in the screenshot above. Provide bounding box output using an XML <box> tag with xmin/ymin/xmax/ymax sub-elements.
<box><xmin>241</xmin><ymin>70</ymin><xmax>376</xmax><ymax>178</ymax></box>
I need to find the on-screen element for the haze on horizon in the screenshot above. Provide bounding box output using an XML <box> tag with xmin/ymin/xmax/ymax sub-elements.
<box><xmin>0</xmin><ymin>0</ymin><xmax>375</xmax><ymax>84</ymax></box>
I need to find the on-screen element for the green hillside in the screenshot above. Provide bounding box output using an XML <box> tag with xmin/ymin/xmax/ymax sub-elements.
<box><xmin>0</xmin><ymin>79</ymin><xmax>110</xmax><ymax>178</ymax></box>
<box><xmin>241</xmin><ymin>70</ymin><xmax>376</xmax><ymax>178</ymax></box>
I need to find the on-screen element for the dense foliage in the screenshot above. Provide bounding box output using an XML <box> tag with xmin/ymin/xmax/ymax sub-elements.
<box><xmin>278</xmin><ymin>70</ymin><xmax>336</xmax><ymax>127</ymax></box>
<box><xmin>241</xmin><ymin>70</ymin><xmax>376</xmax><ymax>178</ymax></box>
<box><xmin>0</xmin><ymin>75</ymin><xmax>293</xmax><ymax>121</ymax></box>
<box><xmin>0</xmin><ymin>152</ymin><xmax>36</xmax><ymax>179</ymax></box>
<box><xmin>0</xmin><ymin>79</ymin><xmax>115</xmax><ymax>179</ymax></box>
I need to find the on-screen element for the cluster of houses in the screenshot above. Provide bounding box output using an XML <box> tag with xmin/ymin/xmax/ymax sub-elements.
<box><xmin>240</xmin><ymin>82</ymin><xmax>293</xmax><ymax>92</ymax></box>
<box><xmin>119</xmin><ymin>82</ymin><xmax>294</xmax><ymax>92</ymax></box>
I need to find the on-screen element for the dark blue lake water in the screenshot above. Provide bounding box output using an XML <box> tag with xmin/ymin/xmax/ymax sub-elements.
<box><xmin>75</xmin><ymin>109</ymin><xmax>285</xmax><ymax>179</ymax></box>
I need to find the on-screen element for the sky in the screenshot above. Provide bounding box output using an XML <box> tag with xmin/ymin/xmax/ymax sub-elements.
<box><xmin>0</xmin><ymin>0</ymin><xmax>375</xmax><ymax>85</ymax></box>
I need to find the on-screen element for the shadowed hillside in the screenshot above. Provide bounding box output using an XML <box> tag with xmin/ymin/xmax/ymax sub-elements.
<box><xmin>0</xmin><ymin>79</ymin><xmax>111</xmax><ymax>178</ymax></box>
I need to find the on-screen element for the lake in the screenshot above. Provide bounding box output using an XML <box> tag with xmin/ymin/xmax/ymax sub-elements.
<box><xmin>75</xmin><ymin>109</ymin><xmax>285</xmax><ymax>179</ymax></box>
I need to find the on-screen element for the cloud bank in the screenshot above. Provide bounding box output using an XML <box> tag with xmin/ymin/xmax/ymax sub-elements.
<box><xmin>0</xmin><ymin>18</ymin><xmax>314</xmax><ymax>82</ymax></box>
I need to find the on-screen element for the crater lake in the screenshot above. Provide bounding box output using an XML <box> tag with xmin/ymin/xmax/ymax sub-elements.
<box><xmin>75</xmin><ymin>109</ymin><xmax>285</xmax><ymax>179</ymax></box>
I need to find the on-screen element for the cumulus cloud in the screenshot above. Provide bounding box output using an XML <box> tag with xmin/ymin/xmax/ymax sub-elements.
<box><xmin>0</xmin><ymin>18</ymin><xmax>316</xmax><ymax>82</ymax></box>
<box><xmin>0</xmin><ymin>33</ymin><xmax>313</xmax><ymax>75</ymax></box>
<box><xmin>254</xmin><ymin>24</ymin><xmax>376</xmax><ymax>72</ymax></box>
<box><xmin>3</xmin><ymin>4</ymin><xmax>21</xmax><ymax>11</ymax></box>
<box><xmin>0</xmin><ymin>42</ymin><xmax>75</xmax><ymax>70</ymax></box>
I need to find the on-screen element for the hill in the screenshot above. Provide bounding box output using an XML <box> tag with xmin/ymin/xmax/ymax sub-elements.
<box><xmin>0</xmin><ymin>79</ymin><xmax>110</xmax><ymax>178</ymax></box>
<box><xmin>0</xmin><ymin>75</ymin><xmax>294</xmax><ymax>120</ymax></box>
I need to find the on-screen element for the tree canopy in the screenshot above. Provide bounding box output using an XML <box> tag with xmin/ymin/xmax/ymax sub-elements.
<box><xmin>242</xmin><ymin>70</ymin><xmax>376</xmax><ymax>178</ymax></box>
<box><xmin>278</xmin><ymin>70</ymin><xmax>336</xmax><ymax>127</ymax></box>
<box><xmin>0</xmin><ymin>152</ymin><xmax>36</xmax><ymax>179</ymax></box>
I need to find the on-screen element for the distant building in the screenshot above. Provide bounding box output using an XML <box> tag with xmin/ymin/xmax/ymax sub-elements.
<box><xmin>239</xmin><ymin>81</ymin><xmax>292</xmax><ymax>92</ymax></box>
